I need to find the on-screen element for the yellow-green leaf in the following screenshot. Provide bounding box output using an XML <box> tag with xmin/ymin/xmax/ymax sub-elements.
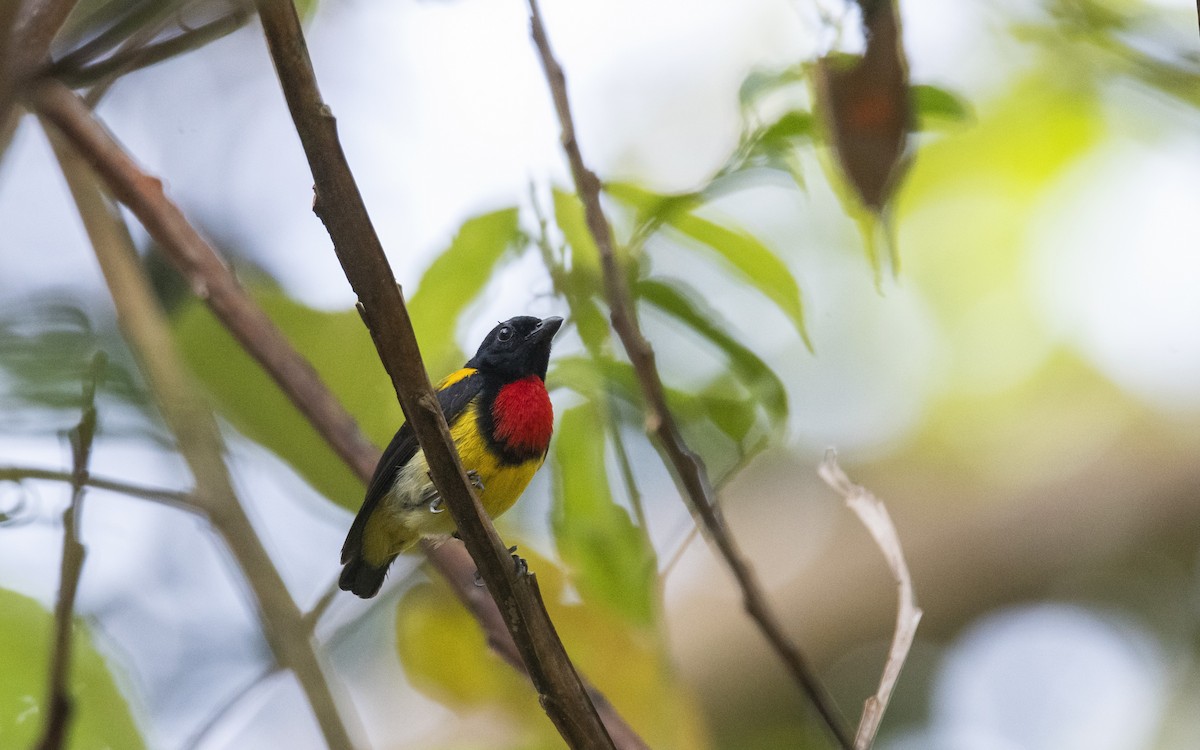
<box><xmin>409</xmin><ymin>207</ymin><xmax>523</xmax><ymax>376</ymax></box>
<box><xmin>0</xmin><ymin>588</ymin><xmax>145</xmax><ymax>750</ymax></box>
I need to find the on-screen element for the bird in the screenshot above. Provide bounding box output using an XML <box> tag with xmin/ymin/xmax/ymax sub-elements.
<box><xmin>339</xmin><ymin>315</ymin><xmax>563</xmax><ymax>598</ymax></box>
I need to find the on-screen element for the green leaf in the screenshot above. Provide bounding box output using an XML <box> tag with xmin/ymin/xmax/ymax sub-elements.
<box><xmin>0</xmin><ymin>588</ymin><xmax>145</xmax><ymax>750</ymax></box>
<box><xmin>552</xmin><ymin>187</ymin><xmax>600</xmax><ymax>277</ymax></box>
<box><xmin>754</xmin><ymin>110</ymin><xmax>816</xmax><ymax>153</ymax></box>
<box><xmin>606</xmin><ymin>182</ymin><xmax>812</xmax><ymax>351</ymax></box>
<box><xmin>408</xmin><ymin>207</ymin><xmax>523</xmax><ymax>375</ymax></box>
<box><xmin>738</xmin><ymin>66</ymin><xmax>807</xmax><ymax>107</ymax></box>
<box><xmin>552</xmin><ymin>403</ymin><xmax>656</xmax><ymax>626</ymax></box>
<box><xmin>912</xmin><ymin>84</ymin><xmax>973</xmax><ymax>127</ymax></box>
<box><xmin>636</xmin><ymin>279</ymin><xmax>787</xmax><ymax>422</ymax></box>
<box><xmin>173</xmin><ymin>284</ymin><xmax>400</xmax><ymax>510</ymax></box>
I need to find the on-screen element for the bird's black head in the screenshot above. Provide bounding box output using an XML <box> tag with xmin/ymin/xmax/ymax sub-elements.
<box><xmin>467</xmin><ymin>316</ymin><xmax>563</xmax><ymax>382</ymax></box>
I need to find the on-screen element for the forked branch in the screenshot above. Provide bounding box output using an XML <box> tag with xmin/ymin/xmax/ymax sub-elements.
<box><xmin>526</xmin><ymin>0</ymin><xmax>853</xmax><ymax>746</ymax></box>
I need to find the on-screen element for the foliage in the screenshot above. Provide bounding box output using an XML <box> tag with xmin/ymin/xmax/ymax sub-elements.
<box><xmin>0</xmin><ymin>589</ymin><xmax>144</xmax><ymax>750</ymax></box>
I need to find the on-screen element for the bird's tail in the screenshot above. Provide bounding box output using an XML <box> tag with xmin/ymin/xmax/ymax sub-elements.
<box><xmin>338</xmin><ymin>555</ymin><xmax>395</xmax><ymax>599</ymax></box>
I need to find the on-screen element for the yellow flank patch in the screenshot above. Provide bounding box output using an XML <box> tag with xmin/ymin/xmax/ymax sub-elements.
<box><xmin>438</xmin><ymin>367</ymin><xmax>477</xmax><ymax>389</ymax></box>
<box><xmin>361</xmin><ymin>399</ymin><xmax>544</xmax><ymax>567</ymax></box>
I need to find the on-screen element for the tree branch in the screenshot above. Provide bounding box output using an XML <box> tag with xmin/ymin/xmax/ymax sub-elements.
<box><xmin>43</xmin><ymin>116</ymin><xmax>359</xmax><ymax>750</ymax></box>
<box><xmin>51</xmin><ymin>6</ymin><xmax>254</xmax><ymax>89</ymax></box>
<box><xmin>30</xmin><ymin>77</ymin><xmax>379</xmax><ymax>483</ymax></box>
<box><xmin>819</xmin><ymin>451</ymin><xmax>920</xmax><ymax>749</ymax></box>
<box><xmin>525</xmin><ymin>1</ymin><xmax>853</xmax><ymax>746</ymax></box>
<box><xmin>30</xmin><ymin>71</ymin><xmax>645</xmax><ymax>749</ymax></box>
<box><xmin>0</xmin><ymin>466</ymin><xmax>197</xmax><ymax>513</ymax></box>
<box><xmin>34</xmin><ymin>351</ymin><xmax>104</xmax><ymax>750</ymax></box>
<box><xmin>251</xmin><ymin>2</ymin><xmax>615</xmax><ymax>746</ymax></box>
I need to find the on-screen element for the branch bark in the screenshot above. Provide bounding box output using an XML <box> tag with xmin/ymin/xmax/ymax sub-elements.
<box><xmin>44</xmin><ymin>116</ymin><xmax>359</xmax><ymax>750</ymax></box>
<box><xmin>251</xmin><ymin>2</ymin><xmax>615</xmax><ymax>746</ymax></box>
<box><xmin>30</xmin><ymin>71</ymin><xmax>645</xmax><ymax>749</ymax></box>
<box><xmin>525</xmin><ymin>1</ymin><xmax>853</xmax><ymax>747</ymax></box>
<box><xmin>34</xmin><ymin>352</ymin><xmax>104</xmax><ymax>750</ymax></box>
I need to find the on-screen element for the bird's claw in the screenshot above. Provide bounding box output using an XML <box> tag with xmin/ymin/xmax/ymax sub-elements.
<box><xmin>471</xmin><ymin>545</ymin><xmax>530</xmax><ymax>587</ymax></box>
<box><xmin>466</xmin><ymin>470</ymin><xmax>485</xmax><ymax>492</ymax></box>
<box><xmin>508</xmin><ymin>545</ymin><xmax>529</xmax><ymax>576</ymax></box>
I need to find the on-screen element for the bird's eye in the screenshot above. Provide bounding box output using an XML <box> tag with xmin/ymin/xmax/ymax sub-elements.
<box><xmin>497</xmin><ymin>326</ymin><xmax>513</xmax><ymax>342</ymax></box>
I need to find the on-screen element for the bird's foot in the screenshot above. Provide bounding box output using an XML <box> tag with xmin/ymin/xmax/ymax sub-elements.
<box><xmin>508</xmin><ymin>545</ymin><xmax>529</xmax><ymax>576</ymax></box>
<box><xmin>470</xmin><ymin>545</ymin><xmax>530</xmax><ymax>586</ymax></box>
<box><xmin>466</xmin><ymin>470</ymin><xmax>485</xmax><ymax>492</ymax></box>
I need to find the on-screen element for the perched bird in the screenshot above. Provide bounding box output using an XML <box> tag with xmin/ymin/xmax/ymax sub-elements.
<box><xmin>339</xmin><ymin>315</ymin><xmax>563</xmax><ymax>598</ymax></box>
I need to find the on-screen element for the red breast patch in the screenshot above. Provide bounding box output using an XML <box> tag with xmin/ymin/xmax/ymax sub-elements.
<box><xmin>492</xmin><ymin>375</ymin><xmax>554</xmax><ymax>454</ymax></box>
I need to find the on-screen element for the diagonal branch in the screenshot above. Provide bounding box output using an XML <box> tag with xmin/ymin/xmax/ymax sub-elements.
<box><xmin>252</xmin><ymin>2</ymin><xmax>614</xmax><ymax>746</ymax></box>
<box><xmin>819</xmin><ymin>451</ymin><xmax>920</xmax><ymax>749</ymax></box>
<box><xmin>526</xmin><ymin>1</ymin><xmax>853</xmax><ymax>747</ymax></box>
<box><xmin>34</xmin><ymin>351</ymin><xmax>105</xmax><ymax>750</ymax></box>
<box><xmin>44</xmin><ymin>115</ymin><xmax>359</xmax><ymax>750</ymax></box>
<box><xmin>29</xmin><ymin>73</ymin><xmax>645</xmax><ymax>749</ymax></box>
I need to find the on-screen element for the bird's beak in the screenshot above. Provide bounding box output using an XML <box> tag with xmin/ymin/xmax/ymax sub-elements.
<box><xmin>527</xmin><ymin>316</ymin><xmax>563</xmax><ymax>345</ymax></box>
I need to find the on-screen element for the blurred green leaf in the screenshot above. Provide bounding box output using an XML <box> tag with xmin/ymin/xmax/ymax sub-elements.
<box><xmin>550</xmin><ymin>189</ymin><xmax>614</xmax><ymax>352</ymax></box>
<box><xmin>754</xmin><ymin>110</ymin><xmax>816</xmax><ymax>153</ymax></box>
<box><xmin>552</xmin><ymin>403</ymin><xmax>656</xmax><ymax>626</ymax></box>
<box><xmin>395</xmin><ymin>578</ymin><xmax>535</xmax><ymax>712</ymax></box>
<box><xmin>912</xmin><ymin>84</ymin><xmax>972</xmax><ymax>127</ymax></box>
<box><xmin>408</xmin><ymin>207</ymin><xmax>523</xmax><ymax>375</ymax></box>
<box><xmin>636</xmin><ymin>278</ymin><xmax>787</xmax><ymax>421</ymax></box>
<box><xmin>0</xmin><ymin>302</ymin><xmax>148</xmax><ymax>434</ymax></box>
<box><xmin>551</xmin><ymin>187</ymin><xmax>600</xmax><ymax>277</ymax></box>
<box><xmin>0</xmin><ymin>588</ymin><xmax>144</xmax><ymax>750</ymax></box>
<box><xmin>551</xmin><ymin>355</ymin><xmax>759</xmax><ymax>480</ymax></box>
<box><xmin>738</xmin><ymin>66</ymin><xmax>806</xmax><ymax>108</ymax></box>
<box><xmin>173</xmin><ymin>284</ymin><xmax>399</xmax><ymax>510</ymax></box>
<box><xmin>396</xmin><ymin>551</ymin><xmax>708</xmax><ymax>748</ymax></box>
<box><xmin>606</xmin><ymin>182</ymin><xmax>812</xmax><ymax>351</ymax></box>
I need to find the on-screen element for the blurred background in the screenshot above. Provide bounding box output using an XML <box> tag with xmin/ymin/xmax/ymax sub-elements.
<box><xmin>2</xmin><ymin>0</ymin><xmax>1199</xmax><ymax>748</ymax></box>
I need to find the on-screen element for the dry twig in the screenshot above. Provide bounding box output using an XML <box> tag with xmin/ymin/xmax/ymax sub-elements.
<box><xmin>44</xmin><ymin>116</ymin><xmax>359</xmax><ymax>750</ymax></box>
<box><xmin>819</xmin><ymin>450</ymin><xmax>921</xmax><ymax>749</ymax></box>
<box><xmin>34</xmin><ymin>352</ymin><xmax>105</xmax><ymax>750</ymax></box>
<box><xmin>526</xmin><ymin>0</ymin><xmax>853</xmax><ymax>746</ymax></box>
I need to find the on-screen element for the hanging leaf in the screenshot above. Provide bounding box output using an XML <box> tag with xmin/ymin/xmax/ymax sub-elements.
<box><xmin>408</xmin><ymin>207</ymin><xmax>523</xmax><ymax>375</ymax></box>
<box><xmin>606</xmin><ymin>182</ymin><xmax>812</xmax><ymax>350</ymax></box>
<box><xmin>816</xmin><ymin>0</ymin><xmax>911</xmax><ymax>213</ymax></box>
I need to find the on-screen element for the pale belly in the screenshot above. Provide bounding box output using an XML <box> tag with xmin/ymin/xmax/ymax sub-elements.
<box><xmin>362</xmin><ymin>405</ymin><xmax>543</xmax><ymax>564</ymax></box>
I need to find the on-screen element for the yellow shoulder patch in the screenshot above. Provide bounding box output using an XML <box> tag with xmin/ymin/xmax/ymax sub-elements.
<box><xmin>437</xmin><ymin>367</ymin><xmax>477</xmax><ymax>389</ymax></box>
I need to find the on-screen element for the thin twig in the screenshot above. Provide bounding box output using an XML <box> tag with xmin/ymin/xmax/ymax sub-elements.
<box><xmin>30</xmin><ymin>66</ymin><xmax>644</xmax><ymax>750</ymax></box>
<box><xmin>2</xmin><ymin>0</ymin><xmax>78</xmax><ymax>135</ymax></box>
<box><xmin>526</xmin><ymin>1</ymin><xmax>853</xmax><ymax>746</ymax></box>
<box><xmin>34</xmin><ymin>352</ymin><xmax>105</xmax><ymax>750</ymax></box>
<box><xmin>43</xmin><ymin>117</ymin><xmax>360</xmax><ymax>750</ymax></box>
<box><xmin>252</xmin><ymin>2</ymin><xmax>618</xmax><ymax>747</ymax></box>
<box><xmin>181</xmin><ymin>663</ymin><xmax>283</xmax><ymax>750</ymax></box>
<box><xmin>53</xmin><ymin>6</ymin><xmax>254</xmax><ymax>88</ymax></box>
<box><xmin>818</xmin><ymin>451</ymin><xmax>920</xmax><ymax>750</ymax></box>
<box><xmin>0</xmin><ymin>466</ymin><xmax>197</xmax><ymax>512</ymax></box>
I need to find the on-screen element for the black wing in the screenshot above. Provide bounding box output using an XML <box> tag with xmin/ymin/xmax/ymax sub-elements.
<box><xmin>340</xmin><ymin>370</ymin><xmax>483</xmax><ymax>564</ymax></box>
